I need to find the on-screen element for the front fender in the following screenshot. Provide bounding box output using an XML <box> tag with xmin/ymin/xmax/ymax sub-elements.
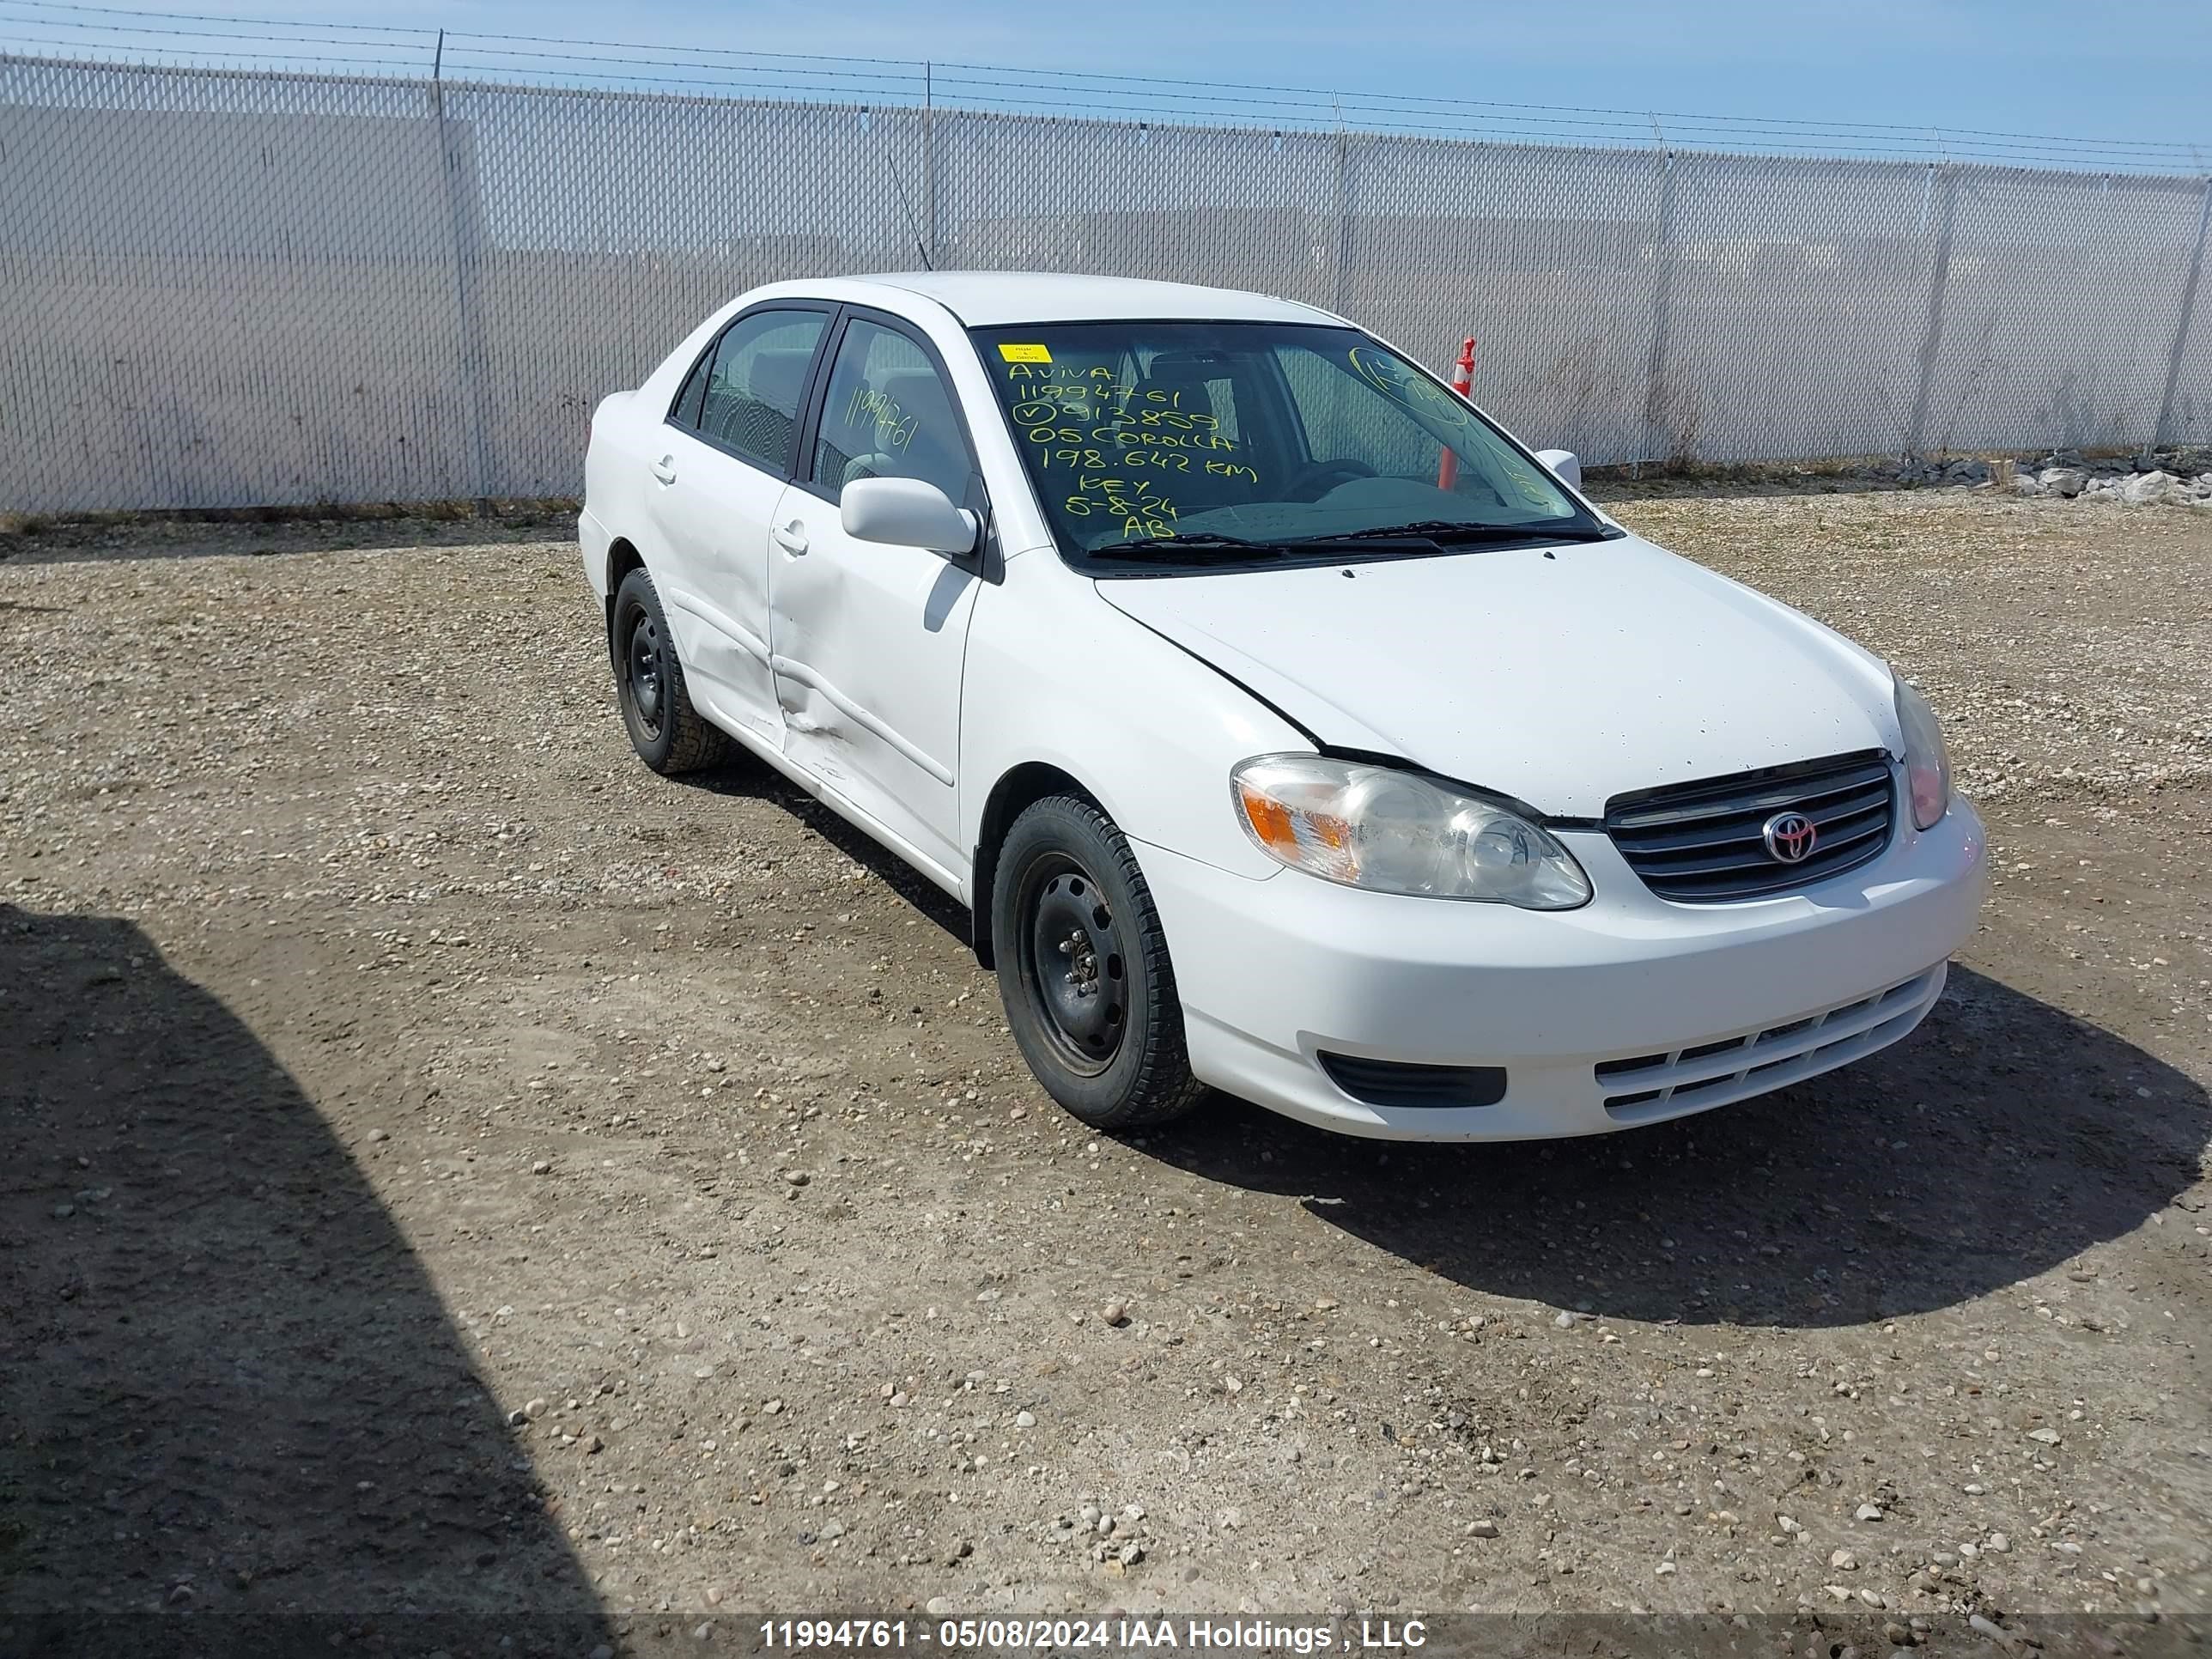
<box><xmin>959</xmin><ymin>564</ymin><xmax>1308</xmax><ymax>897</ymax></box>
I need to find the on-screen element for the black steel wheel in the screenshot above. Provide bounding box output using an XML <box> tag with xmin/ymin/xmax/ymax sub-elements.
<box><xmin>993</xmin><ymin>794</ymin><xmax>1206</xmax><ymax>1130</ymax></box>
<box><xmin>623</xmin><ymin>604</ymin><xmax>666</xmax><ymax>740</ymax></box>
<box><xmin>610</xmin><ymin>565</ymin><xmax>731</xmax><ymax>775</ymax></box>
<box><xmin>1020</xmin><ymin>854</ymin><xmax>1128</xmax><ymax>1075</ymax></box>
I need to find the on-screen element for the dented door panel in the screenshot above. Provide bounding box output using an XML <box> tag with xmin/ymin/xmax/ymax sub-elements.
<box><xmin>766</xmin><ymin>483</ymin><xmax>979</xmax><ymax>877</ymax></box>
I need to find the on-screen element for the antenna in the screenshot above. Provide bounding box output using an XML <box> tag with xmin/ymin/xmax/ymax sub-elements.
<box><xmin>884</xmin><ymin>140</ymin><xmax>933</xmax><ymax>270</ymax></box>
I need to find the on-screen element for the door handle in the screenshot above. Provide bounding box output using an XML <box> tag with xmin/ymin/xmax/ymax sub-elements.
<box><xmin>772</xmin><ymin>520</ymin><xmax>809</xmax><ymax>556</ymax></box>
<box><xmin>650</xmin><ymin>454</ymin><xmax>678</xmax><ymax>485</ymax></box>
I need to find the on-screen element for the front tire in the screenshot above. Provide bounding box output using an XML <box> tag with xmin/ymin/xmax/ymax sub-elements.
<box><xmin>611</xmin><ymin>566</ymin><xmax>731</xmax><ymax>775</ymax></box>
<box><xmin>992</xmin><ymin>795</ymin><xmax>1206</xmax><ymax>1130</ymax></box>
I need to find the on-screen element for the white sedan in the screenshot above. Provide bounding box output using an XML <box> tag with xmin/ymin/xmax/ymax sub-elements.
<box><xmin>580</xmin><ymin>272</ymin><xmax>1985</xmax><ymax>1139</ymax></box>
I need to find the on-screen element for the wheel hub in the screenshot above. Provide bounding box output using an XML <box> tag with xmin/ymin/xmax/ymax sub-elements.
<box><xmin>625</xmin><ymin>611</ymin><xmax>664</xmax><ymax>734</ymax></box>
<box><xmin>1025</xmin><ymin>864</ymin><xmax>1126</xmax><ymax>1070</ymax></box>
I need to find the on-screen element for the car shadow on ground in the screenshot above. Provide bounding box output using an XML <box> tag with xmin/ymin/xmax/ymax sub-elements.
<box><xmin>672</xmin><ymin>759</ymin><xmax>976</xmax><ymax>948</ymax></box>
<box><xmin>1127</xmin><ymin>967</ymin><xmax>2208</xmax><ymax>1328</ymax></box>
<box><xmin>0</xmin><ymin>904</ymin><xmax>614</xmax><ymax>1656</ymax></box>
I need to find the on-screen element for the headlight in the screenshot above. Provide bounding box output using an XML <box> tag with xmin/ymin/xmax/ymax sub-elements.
<box><xmin>1231</xmin><ymin>754</ymin><xmax>1591</xmax><ymax>908</ymax></box>
<box><xmin>1894</xmin><ymin>678</ymin><xmax>1951</xmax><ymax>830</ymax></box>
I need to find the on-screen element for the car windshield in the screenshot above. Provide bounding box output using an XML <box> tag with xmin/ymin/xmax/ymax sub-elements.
<box><xmin>970</xmin><ymin>320</ymin><xmax>1605</xmax><ymax>566</ymax></box>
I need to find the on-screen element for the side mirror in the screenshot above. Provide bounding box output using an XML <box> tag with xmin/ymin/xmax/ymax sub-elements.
<box><xmin>841</xmin><ymin>476</ymin><xmax>978</xmax><ymax>556</ymax></box>
<box><xmin>1534</xmin><ymin>448</ymin><xmax>1583</xmax><ymax>488</ymax></box>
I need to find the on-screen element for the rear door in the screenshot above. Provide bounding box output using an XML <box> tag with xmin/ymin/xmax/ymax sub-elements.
<box><xmin>646</xmin><ymin>305</ymin><xmax>831</xmax><ymax>745</ymax></box>
<box><xmin>765</xmin><ymin>309</ymin><xmax>987</xmax><ymax>881</ymax></box>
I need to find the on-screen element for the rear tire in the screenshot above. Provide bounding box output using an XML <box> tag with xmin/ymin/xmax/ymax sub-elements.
<box><xmin>992</xmin><ymin>794</ymin><xmax>1206</xmax><ymax>1130</ymax></box>
<box><xmin>611</xmin><ymin>566</ymin><xmax>731</xmax><ymax>775</ymax></box>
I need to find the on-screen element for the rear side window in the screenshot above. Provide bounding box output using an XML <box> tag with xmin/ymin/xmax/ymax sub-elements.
<box><xmin>670</xmin><ymin>351</ymin><xmax>711</xmax><ymax>429</ymax></box>
<box><xmin>810</xmin><ymin>318</ymin><xmax>973</xmax><ymax>503</ymax></box>
<box><xmin>672</xmin><ymin>308</ymin><xmax>828</xmax><ymax>471</ymax></box>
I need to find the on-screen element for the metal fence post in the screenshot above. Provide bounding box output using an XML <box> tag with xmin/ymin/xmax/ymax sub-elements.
<box><xmin>1905</xmin><ymin>165</ymin><xmax>1960</xmax><ymax>460</ymax></box>
<box><xmin>431</xmin><ymin>65</ymin><xmax>495</xmax><ymax>504</ymax></box>
<box><xmin>2153</xmin><ymin>175</ymin><xmax>2212</xmax><ymax>453</ymax></box>
<box><xmin>923</xmin><ymin>61</ymin><xmax>939</xmax><ymax>264</ymax></box>
<box><xmin>1639</xmin><ymin>146</ymin><xmax>1678</xmax><ymax>465</ymax></box>
<box><xmin>1331</xmin><ymin>126</ymin><xmax>1357</xmax><ymax>319</ymax></box>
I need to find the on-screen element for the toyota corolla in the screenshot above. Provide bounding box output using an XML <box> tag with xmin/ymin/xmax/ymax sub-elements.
<box><xmin>579</xmin><ymin>272</ymin><xmax>1985</xmax><ymax>1139</ymax></box>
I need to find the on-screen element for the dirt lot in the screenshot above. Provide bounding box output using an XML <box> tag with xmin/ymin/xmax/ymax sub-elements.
<box><xmin>3</xmin><ymin>489</ymin><xmax>2209</xmax><ymax>1656</ymax></box>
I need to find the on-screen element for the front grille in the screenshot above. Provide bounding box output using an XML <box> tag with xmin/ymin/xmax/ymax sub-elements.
<box><xmin>1316</xmin><ymin>1052</ymin><xmax>1508</xmax><ymax>1109</ymax></box>
<box><xmin>1604</xmin><ymin>750</ymin><xmax>1895</xmax><ymax>902</ymax></box>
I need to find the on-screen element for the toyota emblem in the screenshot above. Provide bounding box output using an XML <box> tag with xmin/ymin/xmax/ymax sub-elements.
<box><xmin>1762</xmin><ymin>811</ymin><xmax>1819</xmax><ymax>863</ymax></box>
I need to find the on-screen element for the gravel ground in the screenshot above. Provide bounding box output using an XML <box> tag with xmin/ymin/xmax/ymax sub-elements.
<box><xmin>2</xmin><ymin>489</ymin><xmax>2208</xmax><ymax>1656</ymax></box>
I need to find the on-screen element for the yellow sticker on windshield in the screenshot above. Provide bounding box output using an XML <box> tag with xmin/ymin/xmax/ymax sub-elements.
<box><xmin>998</xmin><ymin>343</ymin><xmax>1053</xmax><ymax>363</ymax></box>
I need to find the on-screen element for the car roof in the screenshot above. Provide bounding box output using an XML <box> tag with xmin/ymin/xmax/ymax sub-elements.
<box><xmin>832</xmin><ymin>270</ymin><xmax>1347</xmax><ymax>328</ymax></box>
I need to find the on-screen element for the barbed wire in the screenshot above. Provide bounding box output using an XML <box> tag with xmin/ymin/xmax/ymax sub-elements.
<box><xmin>1</xmin><ymin>0</ymin><xmax>2205</xmax><ymax>173</ymax></box>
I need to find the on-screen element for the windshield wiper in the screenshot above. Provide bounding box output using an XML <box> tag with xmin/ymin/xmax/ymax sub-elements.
<box><xmin>1289</xmin><ymin>520</ymin><xmax>1614</xmax><ymax>546</ymax></box>
<box><xmin>1090</xmin><ymin>533</ymin><xmax>1288</xmax><ymax>561</ymax></box>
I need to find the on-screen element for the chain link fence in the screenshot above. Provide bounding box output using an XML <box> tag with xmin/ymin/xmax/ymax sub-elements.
<box><xmin>4</xmin><ymin>52</ymin><xmax>2209</xmax><ymax>514</ymax></box>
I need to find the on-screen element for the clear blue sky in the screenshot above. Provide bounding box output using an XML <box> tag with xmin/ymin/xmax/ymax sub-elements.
<box><xmin>21</xmin><ymin>0</ymin><xmax>2212</xmax><ymax>160</ymax></box>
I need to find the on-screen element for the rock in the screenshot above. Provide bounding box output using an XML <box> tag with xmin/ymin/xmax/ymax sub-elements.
<box><xmin>585</xmin><ymin>1433</ymin><xmax>604</xmax><ymax>1453</ymax></box>
<box><xmin>1986</xmin><ymin>1531</ymin><xmax>2010</xmax><ymax>1553</ymax></box>
<box><xmin>1858</xmin><ymin>1588</ymin><xmax>1887</xmax><ymax>1607</ymax></box>
<box><xmin>532</xmin><ymin>1159</ymin><xmax>551</xmax><ymax>1175</ymax></box>
<box><xmin>1883</xmin><ymin>1623</ymin><xmax>1912</xmax><ymax>1648</ymax></box>
<box><xmin>1014</xmin><ymin>1410</ymin><xmax>1036</xmax><ymax>1428</ymax></box>
<box><xmin>1856</xmin><ymin>1503</ymin><xmax>1885</xmax><ymax>1522</ymax></box>
<box><xmin>1552</xmin><ymin>1311</ymin><xmax>1578</xmax><ymax>1330</ymax></box>
<box><xmin>1102</xmin><ymin>1302</ymin><xmax>1130</xmax><ymax>1328</ymax></box>
<box><xmin>525</xmin><ymin>1397</ymin><xmax>547</xmax><ymax>1419</ymax></box>
<box><xmin>820</xmin><ymin>1519</ymin><xmax>846</xmax><ymax>1540</ymax></box>
<box><xmin>2039</xmin><ymin>467</ymin><xmax>2087</xmax><ymax>497</ymax></box>
<box><xmin>2027</xmin><ymin>1426</ymin><xmax>2061</xmax><ymax>1445</ymax></box>
<box><xmin>925</xmin><ymin>1597</ymin><xmax>954</xmax><ymax>1617</ymax></box>
<box><xmin>1831</xmin><ymin>1548</ymin><xmax>1858</xmax><ymax>1571</ymax></box>
<box><xmin>782</xmin><ymin>1170</ymin><xmax>810</xmax><ymax>1187</ymax></box>
<box><xmin>1968</xmin><ymin>1613</ymin><xmax>2021</xmax><ymax>1651</ymax></box>
<box><xmin>2012</xmin><ymin>472</ymin><xmax>2044</xmax><ymax>496</ymax></box>
<box><xmin>368</xmin><ymin>1128</ymin><xmax>391</xmax><ymax>1142</ymax></box>
<box><xmin>1116</xmin><ymin>1541</ymin><xmax>1144</xmax><ymax>1565</ymax></box>
<box><xmin>506</xmin><ymin>1407</ymin><xmax>529</xmax><ymax>1427</ymax></box>
<box><xmin>1466</xmin><ymin>1520</ymin><xmax>1499</xmax><ymax>1539</ymax></box>
<box><xmin>2120</xmin><ymin>470</ymin><xmax>2176</xmax><ymax>504</ymax></box>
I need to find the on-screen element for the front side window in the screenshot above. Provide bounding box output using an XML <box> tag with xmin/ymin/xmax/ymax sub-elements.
<box><xmin>674</xmin><ymin>308</ymin><xmax>828</xmax><ymax>471</ymax></box>
<box><xmin>969</xmin><ymin>321</ymin><xmax>1604</xmax><ymax>568</ymax></box>
<box><xmin>810</xmin><ymin>319</ymin><xmax>972</xmax><ymax>504</ymax></box>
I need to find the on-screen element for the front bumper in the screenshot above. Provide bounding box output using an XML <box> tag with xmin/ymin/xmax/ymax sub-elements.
<box><xmin>1137</xmin><ymin>798</ymin><xmax>1986</xmax><ymax>1140</ymax></box>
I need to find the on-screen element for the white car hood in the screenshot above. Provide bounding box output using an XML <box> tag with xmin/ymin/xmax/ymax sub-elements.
<box><xmin>1096</xmin><ymin>533</ymin><xmax>1899</xmax><ymax>817</ymax></box>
